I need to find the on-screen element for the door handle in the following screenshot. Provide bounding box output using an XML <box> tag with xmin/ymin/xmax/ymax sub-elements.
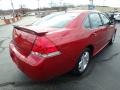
<box><xmin>91</xmin><ymin>33</ymin><xmax>97</xmax><ymax>37</ymax></box>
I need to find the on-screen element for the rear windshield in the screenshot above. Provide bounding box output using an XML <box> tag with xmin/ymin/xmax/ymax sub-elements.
<box><xmin>32</xmin><ymin>12</ymin><xmax>80</xmax><ymax>28</ymax></box>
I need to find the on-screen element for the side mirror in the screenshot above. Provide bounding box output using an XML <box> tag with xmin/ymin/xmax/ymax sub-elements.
<box><xmin>108</xmin><ymin>22</ymin><xmax>112</xmax><ymax>25</ymax></box>
<box><xmin>108</xmin><ymin>20</ymin><xmax>114</xmax><ymax>25</ymax></box>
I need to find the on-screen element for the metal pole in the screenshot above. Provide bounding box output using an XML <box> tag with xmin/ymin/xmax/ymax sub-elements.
<box><xmin>90</xmin><ymin>0</ymin><xmax>93</xmax><ymax>6</ymax></box>
<box><xmin>89</xmin><ymin>0</ymin><xmax>94</xmax><ymax>10</ymax></box>
<box><xmin>60</xmin><ymin>0</ymin><xmax>63</xmax><ymax>7</ymax></box>
<box><xmin>59</xmin><ymin>0</ymin><xmax>63</xmax><ymax>11</ymax></box>
<box><xmin>10</xmin><ymin>0</ymin><xmax>15</xmax><ymax>17</ymax></box>
<box><xmin>103</xmin><ymin>0</ymin><xmax>106</xmax><ymax>6</ymax></box>
<box><xmin>51</xmin><ymin>0</ymin><xmax>52</xmax><ymax>8</ymax></box>
<box><xmin>92</xmin><ymin>0</ymin><xmax>93</xmax><ymax>6</ymax></box>
<box><xmin>37</xmin><ymin>0</ymin><xmax>40</xmax><ymax>15</ymax></box>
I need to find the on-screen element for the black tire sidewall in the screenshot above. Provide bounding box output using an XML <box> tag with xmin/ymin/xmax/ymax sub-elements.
<box><xmin>109</xmin><ymin>32</ymin><xmax>116</xmax><ymax>45</ymax></box>
<box><xmin>73</xmin><ymin>48</ymin><xmax>92</xmax><ymax>75</ymax></box>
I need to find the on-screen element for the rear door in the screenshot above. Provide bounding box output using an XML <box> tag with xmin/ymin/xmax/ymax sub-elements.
<box><xmin>89</xmin><ymin>13</ymin><xmax>106</xmax><ymax>53</ymax></box>
<box><xmin>99</xmin><ymin>13</ymin><xmax>115</xmax><ymax>42</ymax></box>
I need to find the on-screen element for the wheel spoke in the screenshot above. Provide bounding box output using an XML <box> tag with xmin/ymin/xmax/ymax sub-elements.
<box><xmin>78</xmin><ymin>51</ymin><xmax>90</xmax><ymax>72</ymax></box>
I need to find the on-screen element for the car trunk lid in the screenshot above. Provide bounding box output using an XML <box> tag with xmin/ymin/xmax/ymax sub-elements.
<box><xmin>12</xmin><ymin>26</ymin><xmax>48</xmax><ymax>57</ymax></box>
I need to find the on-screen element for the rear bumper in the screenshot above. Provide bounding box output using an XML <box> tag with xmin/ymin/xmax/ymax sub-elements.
<box><xmin>9</xmin><ymin>42</ymin><xmax>47</xmax><ymax>80</ymax></box>
<box><xmin>9</xmin><ymin>41</ymin><xmax>72</xmax><ymax>80</ymax></box>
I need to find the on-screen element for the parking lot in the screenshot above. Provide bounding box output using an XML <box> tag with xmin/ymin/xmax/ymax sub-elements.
<box><xmin>0</xmin><ymin>16</ymin><xmax>120</xmax><ymax>90</ymax></box>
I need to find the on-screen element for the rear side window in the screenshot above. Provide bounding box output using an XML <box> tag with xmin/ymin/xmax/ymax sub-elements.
<box><xmin>84</xmin><ymin>16</ymin><xmax>91</xmax><ymax>28</ymax></box>
<box><xmin>100</xmin><ymin>14</ymin><xmax>110</xmax><ymax>25</ymax></box>
<box><xmin>89</xmin><ymin>13</ymin><xmax>102</xmax><ymax>28</ymax></box>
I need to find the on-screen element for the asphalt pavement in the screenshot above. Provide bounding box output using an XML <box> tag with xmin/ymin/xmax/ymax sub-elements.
<box><xmin>0</xmin><ymin>16</ymin><xmax>120</xmax><ymax>90</ymax></box>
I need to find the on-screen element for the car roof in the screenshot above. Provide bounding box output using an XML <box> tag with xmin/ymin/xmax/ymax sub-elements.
<box><xmin>67</xmin><ymin>10</ymin><xmax>101</xmax><ymax>13</ymax></box>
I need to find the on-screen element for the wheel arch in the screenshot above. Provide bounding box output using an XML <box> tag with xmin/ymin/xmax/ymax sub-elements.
<box><xmin>86</xmin><ymin>45</ymin><xmax>94</xmax><ymax>56</ymax></box>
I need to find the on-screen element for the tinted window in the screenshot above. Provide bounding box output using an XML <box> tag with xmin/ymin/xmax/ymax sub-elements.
<box><xmin>32</xmin><ymin>13</ymin><xmax>80</xmax><ymax>28</ymax></box>
<box><xmin>100</xmin><ymin>14</ymin><xmax>110</xmax><ymax>25</ymax></box>
<box><xmin>33</xmin><ymin>13</ymin><xmax>63</xmax><ymax>25</ymax></box>
<box><xmin>84</xmin><ymin>16</ymin><xmax>91</xmax><ymax>28</ymax></box>
<box><xmin>89</xmin><ymin>13</ymin><xmax>102</xmax><ymax>28</ymax></box>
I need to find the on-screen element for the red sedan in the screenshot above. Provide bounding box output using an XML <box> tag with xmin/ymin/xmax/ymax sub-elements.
<box><xmin>9</xmin><ymin>10</ymin><xmax>116</xmax><ymax>80</ymax></box>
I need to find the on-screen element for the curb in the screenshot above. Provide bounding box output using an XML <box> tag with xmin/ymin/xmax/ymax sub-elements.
<box><xmin>0</xmin><ymin>16</ymin><xmax>21</xmax><ymax>25</ymax></box>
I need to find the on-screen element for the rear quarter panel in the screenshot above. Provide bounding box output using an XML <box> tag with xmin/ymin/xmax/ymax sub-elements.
<box><xmin>42</xmin><ymin>12</ymin><xmax>91</xmax><ymax>75</ymax></box>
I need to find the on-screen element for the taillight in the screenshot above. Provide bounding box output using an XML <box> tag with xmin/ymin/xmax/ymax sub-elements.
<box><xmin>31</xmin><ymin>37</ymin><xmax>61</xmax><ymax>58</ymax></box>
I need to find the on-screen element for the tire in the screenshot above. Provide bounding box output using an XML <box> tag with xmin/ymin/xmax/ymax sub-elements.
<box><xmin>109</xmin><ymin>32</ymin><xmax>116</xmax><ymax>45</ymax></box>
<box><xmin>73</xmin><ymin>48</ymin><xmax>92</xmax><ymax>75</ymax></box>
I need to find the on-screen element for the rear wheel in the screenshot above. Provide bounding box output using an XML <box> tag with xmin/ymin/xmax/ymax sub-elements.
<box><xmin>73</xmin><ymin>48</ymin><xmax>91</xmax><ymax>75</ymax></box>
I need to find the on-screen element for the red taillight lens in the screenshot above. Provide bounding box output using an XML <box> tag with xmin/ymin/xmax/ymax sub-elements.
<box><xmin>32</xmin><ymin>37</ymin><xmax>61</xmax><ymax>58</ymax></box>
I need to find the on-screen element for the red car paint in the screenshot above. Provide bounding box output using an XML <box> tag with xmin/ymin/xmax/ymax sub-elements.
<box><xmin>9</xmin><ymin>10</ymin><xmax>116</xmax><ymax>80</ymax></box>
